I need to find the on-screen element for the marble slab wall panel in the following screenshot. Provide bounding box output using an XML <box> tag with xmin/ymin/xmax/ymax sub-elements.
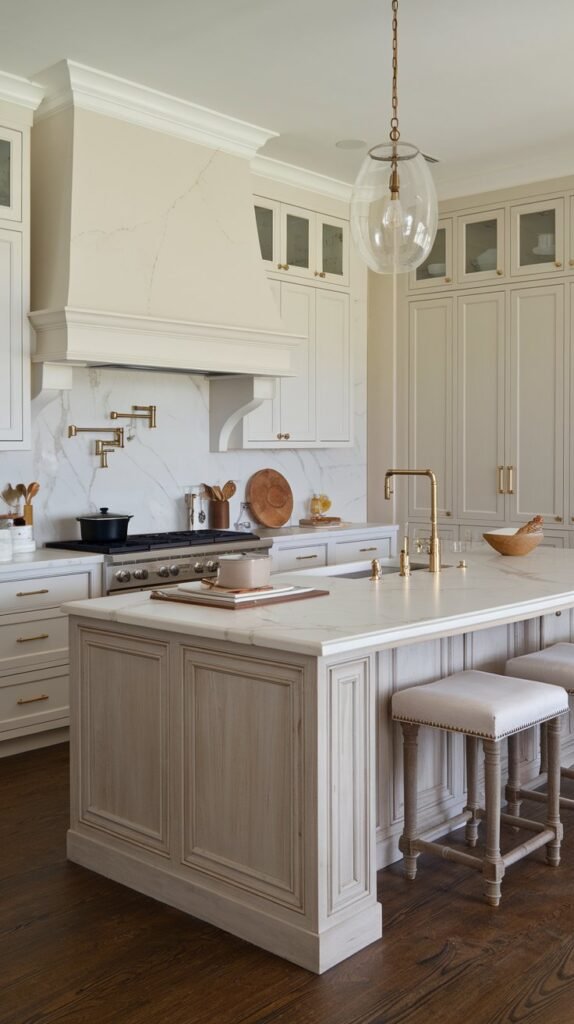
<box><xmin>0</xmin><ymin>361</ymin><xmax>366</xmax><ymax>545</ymax></box>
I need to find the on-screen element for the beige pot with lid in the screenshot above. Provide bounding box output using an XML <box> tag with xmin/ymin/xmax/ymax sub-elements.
<box><xmin>217</xmin><ymin>554</ymin><xmax>271</xmax><ymax>589</ymax></box>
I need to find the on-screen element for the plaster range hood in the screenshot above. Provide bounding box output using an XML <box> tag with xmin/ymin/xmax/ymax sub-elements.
<box><xmin>28</xmin><ymin>61</ymin><xmax>302</xmax><ymax>388</ymax></box>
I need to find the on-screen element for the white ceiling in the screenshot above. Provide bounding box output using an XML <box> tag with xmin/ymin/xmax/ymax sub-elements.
<box><xmin>2</xmin><ymin>0</ymin><xmax>574</xmax><ymax>197</ymax></box>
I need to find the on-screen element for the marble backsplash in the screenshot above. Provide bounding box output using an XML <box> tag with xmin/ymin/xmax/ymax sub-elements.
<box><xmin>0</xmin><ymin>365</ymin><xmax>366</xmax><ymax>545</ymax></box>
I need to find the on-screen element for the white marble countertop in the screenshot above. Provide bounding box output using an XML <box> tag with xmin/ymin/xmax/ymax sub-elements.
<box><xmin>63</xmin><ymin>547</ymin><xmax>574</xmax><ymax>658</ymax></box>
<box><xmin>258</xmin><ymin>521</ymin><xmax>399</xmax><ymax>542</ymax></box>
<box><xmin>0</xmin><ymin>548</ymin><xmax>104</xmax><ymax>575</ymax></box>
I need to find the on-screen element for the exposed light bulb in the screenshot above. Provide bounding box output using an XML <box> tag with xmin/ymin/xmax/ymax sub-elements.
<box><xmin>382</xmin><ymin>196</ymin><xmax>404</xmax><ymax>230</ymax></box>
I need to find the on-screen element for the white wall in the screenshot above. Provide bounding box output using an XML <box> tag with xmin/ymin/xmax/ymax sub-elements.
<box><xmin>0</xmin><ymin>359</ymin><xmax>366</xmax><ymax>545</ymax></box>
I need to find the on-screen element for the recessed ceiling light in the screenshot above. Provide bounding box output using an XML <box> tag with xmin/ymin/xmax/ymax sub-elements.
<box><xmin>335</xmin><ymin>139</ymin><xmax>367</xmax><ymax>150</ymax></box>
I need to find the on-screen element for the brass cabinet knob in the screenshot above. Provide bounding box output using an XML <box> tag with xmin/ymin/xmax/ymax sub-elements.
<box><xmin>276</xmin><ymin>263</ymin><xmax>289</xmax><ymax>271</ymax></box>
<box><xmin>319</xmin><ymin>271</ymin><xmax>326</xmax><ymax>278</ymax></box>
<box><xmin>444</xmin><ymin>276</ymin><xmax>451</xmax><ymax>283</ymax></box>
<box><xmin>314</xmin><ymin>271</ymin><xmax>320</xmax><ymax>276</ymax></box>
<box><xmin>284</xmin><ymin>264</ymin><xmax>290</xmax><ymax>271</ymax></box>
<box><xmin>555</xmin><ymin>261</ymin><xmax>562</xmax><ymax>268</ymax></box>
<box><xmin>555</xmin><ymin>516</ymin><xmax>563</xmax><ymax>522</ymax></box>
<box><xmin>569</xmin><ymin>259</ymin><xmax>574</xmax><ymax>267</ymax></box>
<box><xmin>445</xmin><ymin>511</ymin><xmax>452</xmax><ymax>517</ymax></box>
<box><xmin>496</xmin><ymin>269</ymin><xmax>503</xmax><ymax>276</ymax></box>
<box><xmin>284</xmin><ymin>433</ymin><xmax>291</xmax><ymax>440</ymax></box>
<box><xmin>276</xmin><ymin>432</ymin><xmax>282</xmax><ymax>439</ymax></box>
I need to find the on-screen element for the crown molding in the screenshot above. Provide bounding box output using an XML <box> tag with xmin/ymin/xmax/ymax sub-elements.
<box><xmin>0</xmin><ymin>70</ymin><xmax>43</xmax><ymax>111</ymax></box>
<box><xmin>251</xmin><ymin>154</ymin><xmax>352</xmax><ymax>202</ymax></box>
<box><xmin>33</xmin><ymin>60</ymin><xmax>277</xmax><ymax>159</ymax></box>
<box><xmin>436</xmin><ymin>143</ymin><xmax>574</xmax><ymax>202</ymax></box>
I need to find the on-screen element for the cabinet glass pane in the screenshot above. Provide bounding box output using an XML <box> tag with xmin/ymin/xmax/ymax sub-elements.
<box><xmin>0</xmin><ymin>140</ymin><xmax>10</xmax><ymax>209</ymax></box>
<box><xmin>416</xmin><ymin>227</ymin><xmax>446</xmax><ymax>281</ymax></box>
<box><xmin>254</xmin><ymin>206</ymin><xmax>273</xmax><ymax>262</ymax></box>
<box><xmin>286</xmin><ymin>214</ymin><xmax>310</xmax><ymax>268</ymax></box>
<box><xmin>519</xmin><ymin>208</ymin><xmax>556</xmax><ymax>266</ymax></box>
<box><xmin>322</xmin><ymin>223</ymin><xmax>343</xmax><ymax>276</ymax></box>
<box><xmin>465</xmin><ymin>219</ymin><xmax>497</xmax><ymax>273</ymax></box>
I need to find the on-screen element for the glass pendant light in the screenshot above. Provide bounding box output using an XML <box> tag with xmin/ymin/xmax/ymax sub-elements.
<box><xmin>351</xmin><ymin>0</ymin><xmax>438</xmax><ymax>274</ymax></box>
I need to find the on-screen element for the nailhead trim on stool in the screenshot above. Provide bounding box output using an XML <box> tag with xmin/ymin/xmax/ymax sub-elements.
<box><xmin>507</xmin><ymin>643</ymin><xmax>574</xmax><ymax>812</ymax></box>
<box><xmin>392</xmin><ymin>670</ymin><xmax>568</xmax><ymax>907</ymax></box>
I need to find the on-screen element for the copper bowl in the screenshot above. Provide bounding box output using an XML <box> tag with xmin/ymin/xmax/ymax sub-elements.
<box><xmin>482</xmin><ymin>528</ymin><xmax>543</xmax><ymax>556</ymax></box>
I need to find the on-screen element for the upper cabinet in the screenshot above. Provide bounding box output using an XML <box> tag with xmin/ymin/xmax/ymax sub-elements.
<box><xmin>254</xmin><ymin>196</ymin><xmax>349</xmax><ymax>286</ymax></box>
<box><xmin>0</xmin><ymin>126</ymin><xmax>22</xmax><ymax>223</ymax></box>
<box><xmin>409</xmin><ymin>219</ymin><xmax>453</xmax><ymax>290</ymax></box>
<box><xmin>510</xmin><ymin>197</ymin><xmax>564</xmax><ymax>277</ymax></box>
<box><xmin>457</xmin><ymin>209</ymin><xmax>505</xmax><ymax>284</ymax></box>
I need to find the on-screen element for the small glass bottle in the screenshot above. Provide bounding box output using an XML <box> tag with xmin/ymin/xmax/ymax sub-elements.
<box><xmin>234</xmin><ymin>502</ymin><xmax>255</xmax><ymax>532</ymax></box>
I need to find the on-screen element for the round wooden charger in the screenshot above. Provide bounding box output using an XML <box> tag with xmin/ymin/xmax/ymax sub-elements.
<box><xmin>246</xmin><ymin>469</ymin><xmax>294</xmax><ymax>528</ymax></box>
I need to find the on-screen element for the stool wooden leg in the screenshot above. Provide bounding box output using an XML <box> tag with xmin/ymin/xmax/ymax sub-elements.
<box><xmin>545</xmin><ymin>716</ymin><xmax>563</xmax><ymax>867</ymax></box>
<box><xmin>483</xmin><ymin>739</ymin><xmax>505</xmax><ymax>907</ymax></box>
<box><xmin>505</xmin><ymin>733</ymin><xmax>522</xmax><ymax>818</ymax></box>
<box><xmin>540</xmin><ymin>721</ymin><xmax>548</xmax><ymax>775</ymax></box>
<box><xmin>464</xmin><ymin>735</ymin><xmax>480</xmax><ymax>848</ymax></box>
<box><xmin>398</xmin><ymin>722</ymin><xmax>420</xmax><ymax>880</ymax></box>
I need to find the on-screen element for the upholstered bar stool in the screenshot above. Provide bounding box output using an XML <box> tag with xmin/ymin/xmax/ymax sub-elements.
<box><xmin>392</xmin><ymin>670</ymin><xmax>568</xmax><ymax>907</ymax></box>
<box><xmin>507</xmin><ymin>643</ymin><xmax>574</xmax><ymax>811</ymax></box>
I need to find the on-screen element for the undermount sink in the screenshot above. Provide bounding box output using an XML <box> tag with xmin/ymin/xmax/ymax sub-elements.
<box><xmin>289</xmin><ymin>558</ymin><xmax>453</xmax><ymax>580</ymax></box>
<box><xmin>335</xmin><ymin>564</ymin><xmax>430</xmax><ymax>579</ymax></box>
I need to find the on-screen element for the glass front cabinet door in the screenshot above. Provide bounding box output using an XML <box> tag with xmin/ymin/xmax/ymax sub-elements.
<box><xmin>254</xmin><ymin>198</ymin><xmax>280</xmax><ymax>271</ymax></box>
<box><xmin>315</xmin><ymin>214</ymin><xmax>349</xmax><ymax>285</ymax></box>
<box><xmin>410</xmin><ymin>219</ymin><xmax>453</xmax><ymax>289</ymax></box>
<box><xmin>0</xmin><ymin>127</ymin><xmax>22</xmax><ymax>223</ymax></box>
<box><xmin>510</xmin><ymin>197</ymin><xmax>564</xmax><ymax>276</ymax></box>
<box><xmin>458</xmin><ymin>209</ymin><xmax>505</xmax><ymax>283</ymax></box>
<box><xmin>281</xmin><ymin>203</ymin><xmax>316</xmax><ymax>280</ymax></box>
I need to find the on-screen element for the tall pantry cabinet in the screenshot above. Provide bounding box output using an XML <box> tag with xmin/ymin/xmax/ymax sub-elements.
<box><xmin>398</xmin><ymin>180</ymin><xmax>574</xmax><ymax>544</ymax></box>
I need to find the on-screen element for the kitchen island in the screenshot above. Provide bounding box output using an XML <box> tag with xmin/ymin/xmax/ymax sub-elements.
<box><xmin>63</xmin><ymin>547</ymin><xmax>574</xmax><ymax>973</ymax></box>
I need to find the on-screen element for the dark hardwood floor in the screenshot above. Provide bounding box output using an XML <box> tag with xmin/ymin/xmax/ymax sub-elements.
<box><xmin>2</xmin><ymin>744</ymin><xmax>574</xmax><ymax>1024</ymax></box>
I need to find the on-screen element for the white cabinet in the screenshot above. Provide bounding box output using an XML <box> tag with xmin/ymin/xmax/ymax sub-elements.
<box><xmin>244</xmin><ymin>283</ymin><xmax>350</xmax><ymax>448</ymax></box>
<box><xmin>268</xmin><ymin>526</ymin><xmax>398</xmax><ymax>572</ymax></box>
<box><xmin>407</xmin><ymin>297</ymin><xmax>454</xmax><ymax>520</ymax></box>
<box><xmin>456</xmin><ymin>291</ymin><xmax>506</xmax><ymax>523</ymax></box>
<box><xmin>457</xmin><ymin>209</ymin><xmax>505</xmax><ymax>284</ymax></box>
<box><xmin>254</xmin><ymin>195</ymin><xmax>349</xmax><ymax>287</ymax></box>
<box><xmin>0</xmin><ymin>563</ymin><xmax>101</xmax><ymax>751</ymax></box>
<box><xmin>409</xmin><ymin>218</ymin><xmax>454</xmax><ymax>290</ymax></box>
<box><xmin>0</xmin><ymin>113</ymin><xmax>31</xmax><ymax>450</ymax></box>
<box><xmin>510</xmin><ymin>197</ymin><xmax>564</xmax><ymax>277</ymax></box>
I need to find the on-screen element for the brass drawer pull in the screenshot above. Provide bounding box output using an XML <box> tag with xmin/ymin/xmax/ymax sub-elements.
<box><xmin>295</xmin><ymin>554</ymin><xmax>318</xmax><ymax>560</ymax></box>
<box><xmin>497</xmin><ymin>465</ymin><xmax>505</xmax><ymax>494</ymax></box>
<box><xmin>360</xmin><ymin>547</ymin><xmax>378</xmax><ymax>552</ymax></box>
<box><xmin>16</xmin><ymin>633</ymin><xmax>50</xmax><ymax>644</ymax></box>
<box><xmin>507</xmin><ymin>465</ymin><xmax>514</xmax><ymax>494</ymax></box>
<box><xmin>555</xmin><ymin>516</ymin><xmax>563</xmax><ymax>523</ymax></box>
<box><xmin>16</xmin><ymin>589</ymin><xmax>49</xmax><ymax>597</ymax></box>
<box><xmin>17</xmin><ymin>693</ymin><xmax>49</xmax><ymax>705</ymax></box>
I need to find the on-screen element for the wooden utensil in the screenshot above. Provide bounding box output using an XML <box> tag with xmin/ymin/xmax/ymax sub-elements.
<box><xmin>202</xmin><ymin>483</ymin><xmax>216</xmax><ymax>500</ymax></box>
<box><xmin>16</xmin><ymin>483</ymin><xmax>27</xmax><ymax>501</ymax></box>
<box><xmin>222</xmin><ymin>480</ymin><xmax>236</xmax><ymax>500</ymax></box>
<box><xmin>26</xmin><ymin>481</ymin><xmax>40</xmax><ymax>502</ymax></box>
<box><xmin>246</xmin><ymin>469</ymin><xmax>293</xmax><ymax>528</ymax></box>
<box><xmin>212</xmin><ymin>485</ymin><xmax>224</xmax><ymax>501</ymax></box>
<box><xmin>1</xmin><ymin>484</ymin><xmax>20</xmax><ymax>507</ymax></box>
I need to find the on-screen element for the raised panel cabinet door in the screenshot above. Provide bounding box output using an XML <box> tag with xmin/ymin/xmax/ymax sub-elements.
<box><xmin>457</xmin><ymin>209</ymin><xmax>505</xmax><ymax>284</ymax></box>
<box><xmin>279</xmin><ymin>282</ymin><xmax>316</xmax><ymax>441</ymax></box>
<box><xmin>244</xmin><ymin>278</ymin><xmax>282</xmax><ymax>442</ymax></box>
<box><xmin>510</xmin><ymin>197</ymin><xmax>564</xmax><ymax>276</ymax></box>
<box><xmin>315</xmin><ymin>289</ymin><xmax>350</xmax><ymax>443</ymax></box>
<box><xmin>508</xmin><ymin>284</ymin><xmax>565</xmax><ymax>523</ymax></box>
<box><xmin>408</xmin><ymin>297</ymin><xmax>454</xmax><ymax>519</ymax></box>
<box><xmin>0</xmin><ymin>229</ymin><xmax>26</xmax><ymax>448</ymax></box>
<box><xmin>456</xmin><ymin>292</ymin><xmax>506</xmax><ymax>521</ymax></box>
<box><xmin>409</xmin><ymin>219</ymin><xmax>453</xmax><ymax>290</ymax></box>
<box><xmin>0</xmin><ymin>127</ymin><xmax>22</xmax><ymax>223</ymax></box>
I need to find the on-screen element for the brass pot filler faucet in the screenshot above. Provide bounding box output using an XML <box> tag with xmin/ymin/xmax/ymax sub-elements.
<box><xmin>384</xmin><ymin>468</ymin><xmax>441</xmax><ymax>573</ymax></box>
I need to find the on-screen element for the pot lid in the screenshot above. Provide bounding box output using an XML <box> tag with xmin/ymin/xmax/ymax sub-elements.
<box><xmin>76</xmin><ymin>507</ymin><xmax>133</xmax><ymax>521</ymax></box>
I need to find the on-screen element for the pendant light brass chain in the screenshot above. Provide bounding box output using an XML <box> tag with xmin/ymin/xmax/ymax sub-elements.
<box><xmin>389</xmin><ymin>0</ymin><xmax>400</xmax><ymax>143</ymax></box>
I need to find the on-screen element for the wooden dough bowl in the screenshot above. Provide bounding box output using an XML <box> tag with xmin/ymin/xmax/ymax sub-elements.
<box><xmin>483</xmin><ymin>529</ymin><xmax>543</xmax><ymax>556</ymax></box>
<box><xmin>246</xmin><ymin>469</ymin><xmax>293</xmax><ymax>528</ymax></box>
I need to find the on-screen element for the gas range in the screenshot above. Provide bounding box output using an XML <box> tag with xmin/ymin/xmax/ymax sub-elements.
<box><xmin>46</xmin><ymin>530</ymin><xmax>272</xmax><ymax>592</ymax></box>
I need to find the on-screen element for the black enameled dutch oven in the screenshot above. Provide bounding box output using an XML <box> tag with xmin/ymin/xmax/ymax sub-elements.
<box><xmin>77</xmin><ymin>508</ymin><xmax>133</xmax><ymax>543</ymax></box>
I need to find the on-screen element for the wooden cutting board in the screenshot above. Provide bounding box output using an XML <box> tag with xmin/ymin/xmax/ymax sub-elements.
<box><xmin>246</xmin><ymin>469</ymin><xmax>294</xmax><ymax>528</ymax></box>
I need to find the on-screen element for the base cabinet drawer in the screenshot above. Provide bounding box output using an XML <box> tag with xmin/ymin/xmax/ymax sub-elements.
<box><xmin>0</xmin><ymin>572</ymin><xmax>91</xmax><ymax>615</ymax></box>
<box><xmin>275</xmin><ymin>545</ymin><xmax>328</xmax><ymax>572</ymax></box>
<box><xmin>334</xmin><ymin>536</ymin><xmax>393</xmax><ymax>564</ymax></box>
<box><xmin>0</xmin><ymin>666</ymin><xmax>69</xmax><ymax>735</ymax></box>
<box><xmin>0</xmin><ymin>613</ymin><xmax>69</xmax><ymax>672</ymax></box>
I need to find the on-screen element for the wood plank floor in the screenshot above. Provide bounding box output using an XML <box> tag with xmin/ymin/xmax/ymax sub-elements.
<box><xmin>2</xmin><ymin>744</ymin><xmax>574</xmax><ymax>1024</ymax></box>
